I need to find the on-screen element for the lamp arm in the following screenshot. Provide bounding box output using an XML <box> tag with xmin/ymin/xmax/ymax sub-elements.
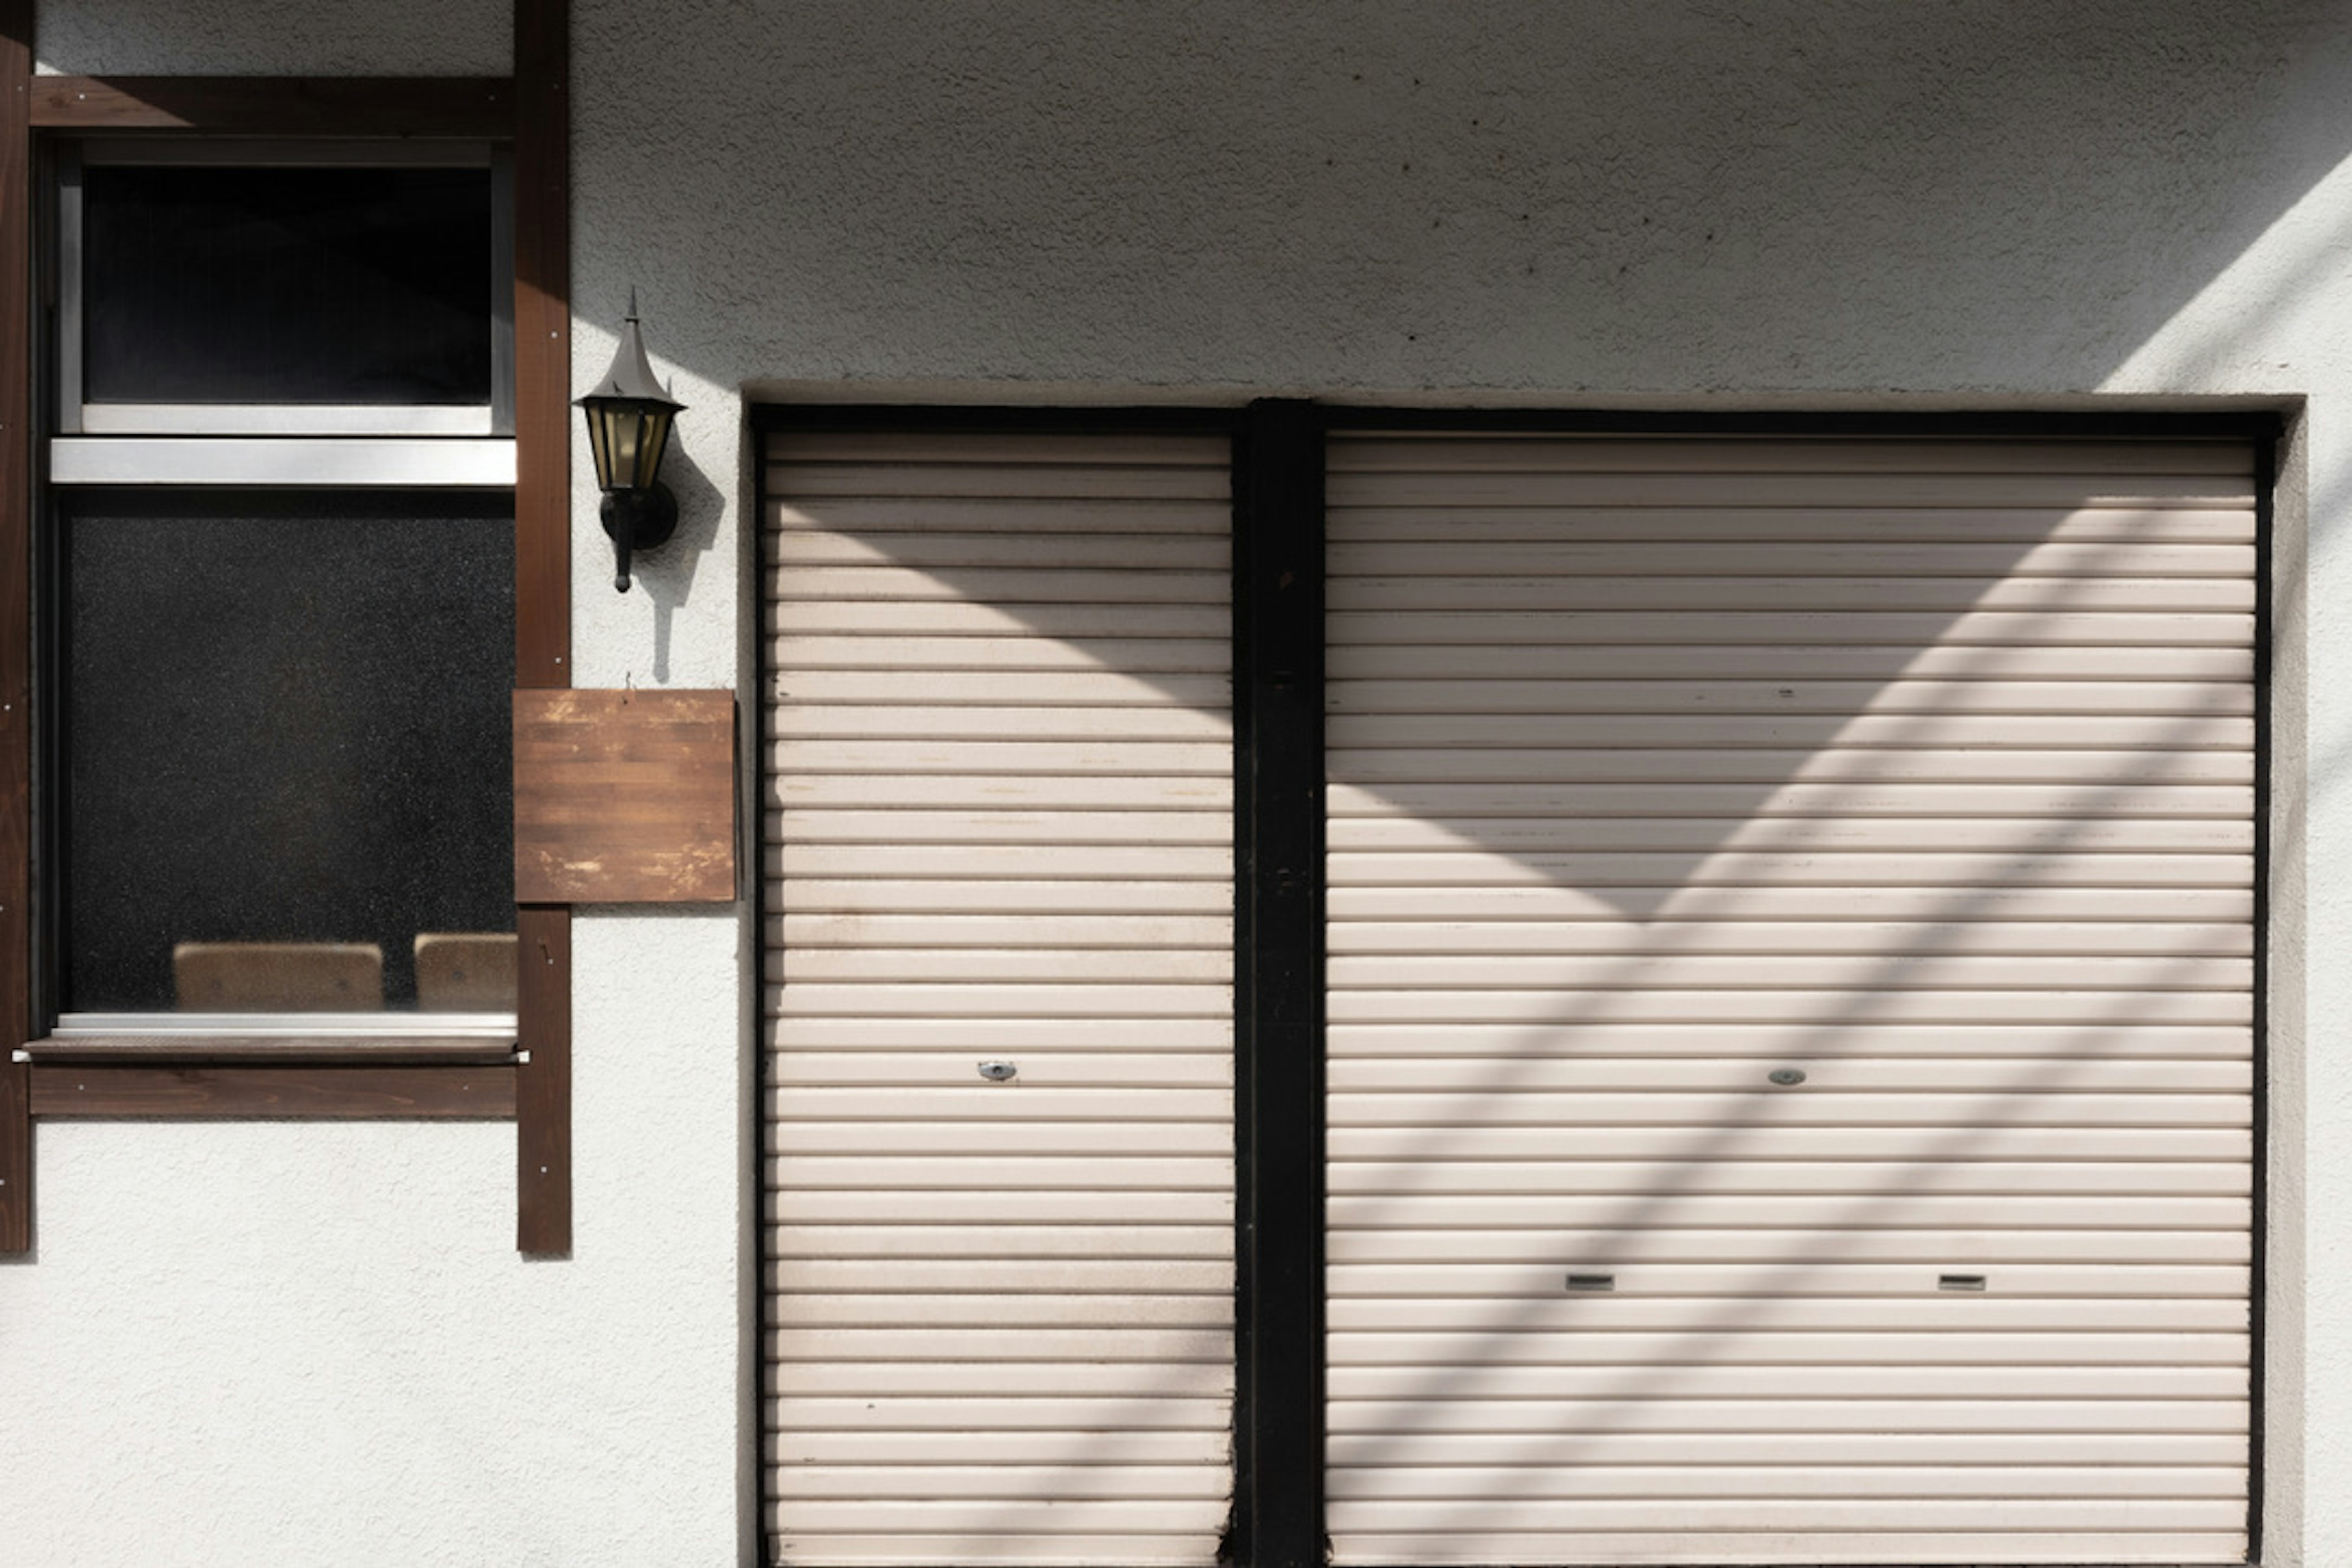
<box><xmin>602</xmin><ymin>491</ymin><xmax>636</xmax><ymax>592</ymax></box>
<box><xmin>599</xmin><ymin>484</ymin><xmax>679</xmax><ymax>594</ymax></box>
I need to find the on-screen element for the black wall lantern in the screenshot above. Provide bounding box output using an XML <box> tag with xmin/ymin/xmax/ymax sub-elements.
<box><xmin>577</xmin><ymin>290</ymin><xmax>685</xmax><ymax>592</ymax></box>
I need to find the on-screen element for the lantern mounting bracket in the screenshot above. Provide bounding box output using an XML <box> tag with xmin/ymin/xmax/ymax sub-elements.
<box><xmin>600</xmin><ymin>484</ymin><xmax>677</xmax><ymax>594</ymax></box>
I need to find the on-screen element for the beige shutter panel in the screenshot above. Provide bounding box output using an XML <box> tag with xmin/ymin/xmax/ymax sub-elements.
<box><xmin>1324</xmin><ymin>435</ymin><xmax>2256</xmax><ymax>1567</ymax></box>
<box><xmin>763</xmin><ymin>429</ymin><xmax>1235</xmax><ymax>1565</ymax></box>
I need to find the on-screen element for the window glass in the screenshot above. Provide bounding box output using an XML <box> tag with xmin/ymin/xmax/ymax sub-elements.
<box><xmin>82</xmin><ymin>165</ymin><xmax>494</xmax><ymax>407</ymax></box>
<box><xmin>59</xmin><ymin>489</ymin><xmax>514</xmax><ymax>1012</ymax></box>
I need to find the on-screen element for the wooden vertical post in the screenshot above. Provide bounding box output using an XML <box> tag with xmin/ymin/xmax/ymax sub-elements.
<box><xmin>1232</xmin><ymin>399</ymin><xmax>1327</xmax><ymax>1567</ymax></box>
<box><xmin>514</xmin><ymin>904</ymin><xmax>571</xmax><ymax>1251</ymax></box>
<box><xmin>513</xmin><ymin>0</ymin><xmax>572</xmax><ymax>1254</ymax></box>
<box><xmin>0</xmin><ymin>0</ymin><xmax>33</xmax><ymax>1256</ymax></box>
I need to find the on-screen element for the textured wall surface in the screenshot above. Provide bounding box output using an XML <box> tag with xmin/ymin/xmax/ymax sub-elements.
<box><xmin>577</xmin><ymin>0</ymin><xmax>2352</xmax><ymax>401</ymax></box>
<box><xmin>6</xmin><ymin>1112</ymin><xmax>737</xmax><ymax>1566</ymax></box>
<box><xmin>32</xmin><ymin>0</ymin><xmax>508</xmax><ymax>75</ymax></box>
<box><xmin>576</xmin><ymin>6</ymin><xmax>2349</xmax><ymax>1562</ymax></box>
<box><xmin>2</xmin><ymin>917</ymin><xmax>745</xmax><ymax>1568</ymax></box>
<box><xmin>12</xmin><ymin>0</ymin><xmax>2352</xmax><ymax>1563</ymax></box>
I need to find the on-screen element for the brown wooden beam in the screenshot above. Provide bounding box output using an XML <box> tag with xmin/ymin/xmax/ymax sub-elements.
<box><xmin>30</xmin><ymin>76</ymin><xmax>512</xmax><ymax>135</ymax></box>
<box><xmin>513</xmin><ymin>13</ymin><xmax>569</xmax><ymax>688</ymax></box>
<box><xmin>0</xmin><ymin>0</ymin><xmax>31</xmax><ymax>1256</ymax></box>
<box><xmin>30</xmin><ymin>1064</ymin><xmax>516</xmax><ymax>1118</ymax></box>
<box><xmin>513</xmin><ymin>0</ymin><xmax>571</xmax><ymax>1254</ymax></box>
<box><xmin>514</xmin><ymin>905</ymin><xmax>571</xmax><ymax>1248</ymax></box>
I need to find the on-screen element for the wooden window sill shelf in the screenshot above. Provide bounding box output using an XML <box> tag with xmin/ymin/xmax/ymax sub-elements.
<box><xmin>17</xmin><ymin>1041</ymin><xmax>518</xmax><ymax>1119</ymax></box>
<box><xmin>17</xmin><ymin>1035</ymin><xmax>518</xmax><ymax>1065</ymax></box>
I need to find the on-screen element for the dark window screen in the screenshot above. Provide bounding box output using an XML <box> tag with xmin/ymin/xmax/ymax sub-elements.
<box><xmin>82</xmin><ymin>165</ymin><xmax>493</xmax><ymax>406</ymax></box>
<box><xmin>61</xmin><ymin>491</ymin><xmax>514</xmax><ymax>1011</ymax></box>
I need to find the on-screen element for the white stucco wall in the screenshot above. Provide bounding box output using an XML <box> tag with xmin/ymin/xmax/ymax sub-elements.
<box><xmin>11</xmin><ymin>0</ymin><xmax>2352</xmax><ymax>1562</ymax></box>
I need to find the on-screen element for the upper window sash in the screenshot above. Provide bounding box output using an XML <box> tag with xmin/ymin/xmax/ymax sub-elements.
<box><xmin>55</xmin><ymin>138</ymin><xmax>516</xmax><ymax>440</ymax></box>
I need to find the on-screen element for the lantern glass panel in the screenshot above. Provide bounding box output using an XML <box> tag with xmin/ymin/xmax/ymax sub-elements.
<box><xmin>584</xmin><ymin>398</ymin><xmax>628</xmax><ymax>492</ymax></box>
<box><xmin>587</xmin><ymin>398</ymin><xmax>680</xmax><ymax>494</ymax></box>
<box><xmin>631</xmin><ymin>408</ymin><xmax>674</xmax><ymax>491</ymax></box>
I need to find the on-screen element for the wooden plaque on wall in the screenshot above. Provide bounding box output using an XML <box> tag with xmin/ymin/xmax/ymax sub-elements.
<box><xmin>514</xmin><ymin>688</ymin><xmax>737</xmax><ymax>902</ymax></box>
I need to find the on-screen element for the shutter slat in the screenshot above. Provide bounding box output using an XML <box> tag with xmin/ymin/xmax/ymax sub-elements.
<box><xmin>772</xmin><ymin>1192</ymin><xmax>1235</xmax><ymax>1226</ymax></box>
<box><xmin>1328</xmin><ymin>953</ymin><xmax>2252</xmax><ymax>991</ymax></box>
<box><xmin>1325</xmin><ymin>1194</ymin><xmax>2245</xmax><ymax>1228</ymax></box>
<box><xmin>771</xmin><ymin>948</ymin><xmax>1234</xmax><ymax>983</ymax></box>
<box><xmin>767</xmin><ymin>1297</ymin><xmax>1236</xmax><ymax>1330</ymax></box>
<box><xmin>1328</xmin><ymin>1534</ymin><xmax>2244</xmax><ymax>1567</ymax></box>
<box><xmin>1329</xmin><ymin>1159</ymin><xmax>2247</xmax><ymax>1196</ymax></box>
<box><xmin>1329</xmin><ymin>1127</ymin><xmax>2250</xmax><ymax>1166</ymax></box>
<box><xmin>1330</xmin><ymin>677</ymin><xmax>2254</xmax><ymax>717</ymax></box>
<box><xmin>1326</xmin><ymin>1396</ymin><xmax>2248</xmax><ymax>1433</ymax></box>
<box><xmin>1328</xmin><ymin>919</ymin><xmax>2252</xmax><ymax>956</ymax></box>
<box><xmin>1329</xmin><ymin>575</ymin><xmax>2254</xmax><ymax>614</ymax></box>
<box><xmin>772</xmin><ymin>1123</ymin><xmax>1232</xmax><ymax>1156</ymax></box>
<box><xmin>1329</xmin><ymin>1300</ymin><xmax>2247</xmax><ymax>1332</ymax></box>
<box><xmin>771</xmin><ymin>1227</ymin><xmax>1238</xmax><ymax>1262</ymax></box>
<box><xmin>772</xmin><ymin>1052</ymin><xmax>1231</xmax><ymax>1086</ymax></box>
<box><xmin>772</xmin><ymin>1017</ymin><xmax>1230</xmax><ymax>1049</ymax></box>
<box><xmin>1327</xmin><ymin>747</ymin><xmax>2253</xmax><ymax>783</ymax></box>
<box><xmin>1324</xmin><ymin>437</ymin><xmax>2251</xmax><ymax>476</ymax></box>
<box><xmin>1324</xmin><ymin>469</ymin><xmax>2248</xmax><ymax>507</ymax></box>
<box><xmin>1327</xmin><ymin>609</ymin><xmax>2253</xmax><ymax>646</ymax></box>
<box><xmin>769</xmin><ymin>705</ymin><xmax>1234</xmax><ymax>742</ymax></box>
<box><xmin>771</xmin><ymin>1430</ymin><xmax>1234</xmax><ymax>1464</ymax></box>
<box><xmin>1327</xmin><ymin>1328</ymin><xmax>2245</xmax><ymax>1360</ymax></box>
<box><xmin>1329</xmin><ymin>712</ymin><xmax>2253</xmax><ymax>750</ymax></box>
<box><xmin>770</xmin><ymin>459</ymin><xmax>1229</xmax><ymax>499</ymax></box>
<box><xmin>1326</xmin><ymin>1498</ymin><xmax>2245</xmax><ymax>1530</ymax></box>
<box><xmin>771</xmin><ymin>598</ymin><xmax>1228</xmax><ymax>638</ymax></box>
<box><xmin>771</xmin><ymin>530</ymin><xmax>1229</xmax><ymax>570</ymax></box>
<box><xmin>776</xmin><ymin>668</ymin><xmax>1231</xmax><ymax>704</ymax></box>
<box><xmin>771</xmin><ymin>633</ymin><xmax>1227</xmax><ymax>671</ymax></box>
<box><xmin>1324</xmin><ymin>990</ymin><xmax>2249</xmax><ymax>1025</ymax></box>
<box><xmin>1331</xmin><ymin>540</ymin><xmax>2255</xmax><ymax>577</ymax></box>
<box><xmin>771</xmin><ymin>496</ymin><xmax>1231</xmax><ymax>535</ymax></box>
<box><xmin>1326</xmin><ymin>1431</ymin><xmax>2245</xmax><ymax>1465</ymax></box>
<box><xmin>1331</xmin><ymin>642</ymin><xmax>2254</xmax><ymax>680</ymax></box>
<box><xmin>1331</xmin><ymin>885</ymin><xmax>2252</xmax><ymax>922</ymax></box>
<box><xmin>773</xmin><ymin>812</ymin><xmax>1232</xmax><ymax>847</ymax></box>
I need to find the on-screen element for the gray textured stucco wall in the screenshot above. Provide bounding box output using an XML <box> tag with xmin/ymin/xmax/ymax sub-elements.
<box><xmin>10</xmin><ymin>1</ymin><xmax>2351</xmax><ymax>1563</ymax></box>
<box><xmin>578</xmin><ymin>0</ymin><xmax>2352</xmax><ymax>400</ymax></box>
<box><xmin>33</xmin><ymin>0</ymin><xmax>508</xmax><ymax>75</ymax></box>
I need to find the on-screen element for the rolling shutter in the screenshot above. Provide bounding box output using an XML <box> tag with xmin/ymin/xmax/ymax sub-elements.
<box><xmin>761</xmin><ymin>428</ymin><xmax>1235</xmax><ymax>1566</ymax></box>
<box><xmin>1324</xmin><ymin>436</ymin><xmax>2256</xmax><ymax>1566</ymax></box>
